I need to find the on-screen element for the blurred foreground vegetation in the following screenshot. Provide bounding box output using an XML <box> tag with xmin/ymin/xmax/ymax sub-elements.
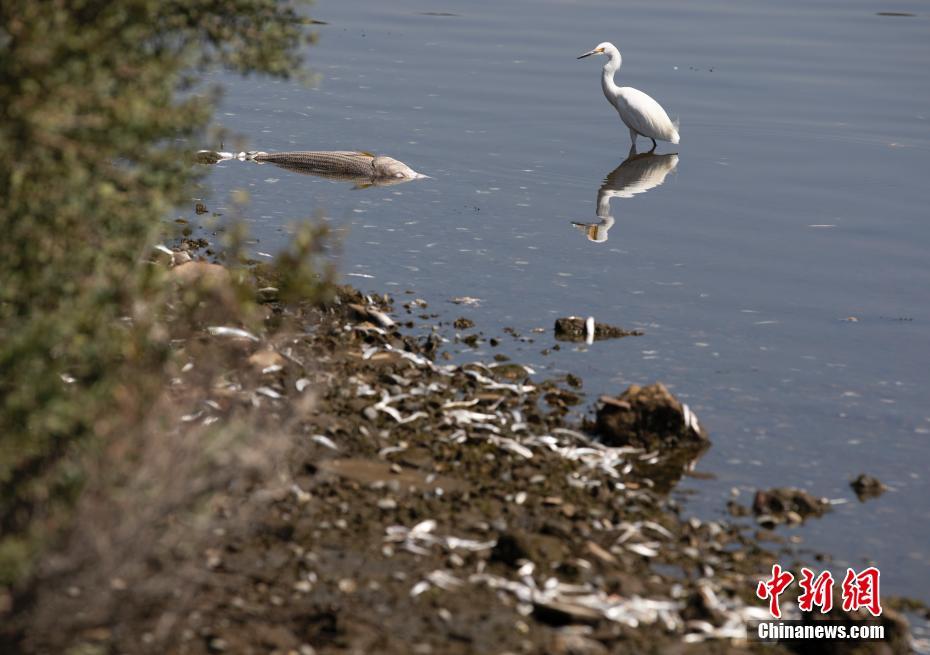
<box><xmin>0</xmin><ymin>0</ymin><xmax>319</xmax><ymax>587</ymax></box>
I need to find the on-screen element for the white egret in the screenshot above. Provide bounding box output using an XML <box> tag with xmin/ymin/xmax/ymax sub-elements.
<box><xmin>578</xmin><ymin>42</ymin><xmax>679</xmax><ymax>150</ymax></box>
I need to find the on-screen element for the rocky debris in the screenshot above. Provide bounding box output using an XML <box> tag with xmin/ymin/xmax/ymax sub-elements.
<box><xmin>726</xmin><ymin>500</ymin><xmax>752</xmax><ymax>517</ymax></box>
<box><xmin>533</xmin><ymin>600</ymin><xmax>603</xmax><ymax>627</ymax></box>
<box><xmin>544</xmin><ymin>387</ymin><xmax>582</xmax><ymax>409</ymax></box>
<box><xmin>752</xmin><ymin>487</ymin><xmax>830</xmax><ymax>525</ymax></box>
<box><xmin>486</xmin><ymin>362</ymin><xmax>531</xmax><ymax>381</ymax></box>
<box><xmin>318</xmin><ymin>459</ymin><xmax>466</xmax><ymax>494</ymax></box>
<box><xmin>550</xmin><ymin>631</ymin><xmax>609</xmax><ymax>655</ymax></box>
<box><xmin>194</xmin><ymin>150</ymin><xmax>223</xmax><ymax>164</ymax></box>
<box><xmin>681</xmin><ymin>585</ymin><xmax>727</xmax><ymax>625</ymax></box>
<box><xmin>165</xmin><ymin>259</ymin><xmax>247</xmax><ymax>325</ymax></box>
<box><xmin>168</xmin><ymin>260</ymin><xmax>229</xmax><ymax>285</ymax></box>
<box><xmin>453</xmin><ymin>317</ymin><xmax>475</xmax><ymax>329</ymax></box>
<box><xmin>490</xmin><ymin>530</ymin><xmax>567</xmax><ymax>569</ymax></box>
<box><xmin>247</xmin><ymin>348</ymin><xmax>285</xmax><ymax>372</ymax></box>
<box><xmin>594</xmin><ymin>383</ymin><xmax>708</xmax><ymax>449</ymax></box>
<box><xmin>850</xmin><ymin>473</ymin><xmax>887</xmax><ymax>501</ymax></box>
<box><xmin>554</xmin><ymin>316</ymin><xmax>643</xmax><ymax>342</ymax></box>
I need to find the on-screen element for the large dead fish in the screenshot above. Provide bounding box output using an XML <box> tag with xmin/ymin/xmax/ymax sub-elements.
<box><xmin>197</xmin><ymin>149</ymin><xmax>427</xmax><ymax>187</ymax></box>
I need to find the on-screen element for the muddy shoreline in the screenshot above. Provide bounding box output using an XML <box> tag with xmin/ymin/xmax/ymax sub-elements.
<box><xmin>8</xmin><ymin>243</ymin><xmax>917</xmax><ymax>654</ymax></box>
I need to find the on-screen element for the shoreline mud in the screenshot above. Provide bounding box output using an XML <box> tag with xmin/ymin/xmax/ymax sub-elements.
<box><xmin>7</xmin><ymin>242</ymin><xmax>919</xmax><ymax>654</ymax></box>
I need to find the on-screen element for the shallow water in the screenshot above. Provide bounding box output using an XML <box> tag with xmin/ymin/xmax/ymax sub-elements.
<box><xmin>200</xmin><ymin>0</ymin><xmax>930</xmax><ymax>602</ymax></box>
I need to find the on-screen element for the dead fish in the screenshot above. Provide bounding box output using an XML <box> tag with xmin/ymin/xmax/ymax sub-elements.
<box><xmin>249</xmin><ymin>150</ymin><xmax>426</xmax><ymax>186</ymax></box>
<box><xmin>312</xmin><ymin>434</ymin><xmax>340</xmax><ymax>450</ymax></box>
<box><xmin>682</xmin><ymin>403</ymin><xmax>701</xmax><ymax>435</ymax></box>
<box><xmin>207</xmin><ymin>326</ymin><xmax>259</xmax><ymax>341</ymax></box>
<box><xmin>385</xmin><ymin>521</ymin><xmax>495</xmax><ymax>556</ymax></box>
<box><xmin>254</xmin><ymin>386</ymin><xmax>283</xmax><ymax>399</ymax></box>
<box><xmin>371</xmin><ymin>390</ymin><xmax>428</xmax><ymax>424</ymax></box>
<box><xmin>348</xmin><ymin>303</ymin><xmax>395</xmax><ymax>328</ymax></box>
<box><xmin>492</xmin><ymin>437</ymin><xmax>534</xmax><ymax>459</ymax></box>
<box><xmin>463</xmin><ymin>369</ymin><xmax>534</xmax><ymax>394</ymax></box>
<box><xmin>197</xmin><ymin>149</ymin><xmax>427</xmax><ymax>186</ymax></box>
<box><xmin>472</xmin><ymin>571</ymin><xmax>683</xmax><ymax>629</ymax></box>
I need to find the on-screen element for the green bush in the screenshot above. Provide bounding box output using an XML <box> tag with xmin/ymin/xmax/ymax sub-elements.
<box><xmin>0</xmin><ymin>0</ymin><xmax>312</xmax><ymax>585</ymax></box>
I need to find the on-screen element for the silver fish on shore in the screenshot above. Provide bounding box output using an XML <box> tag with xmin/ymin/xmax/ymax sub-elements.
<box><xmin>198</xmin><ymin>149</ymin><xmax>427</xmax><ymax>187</ymax></box>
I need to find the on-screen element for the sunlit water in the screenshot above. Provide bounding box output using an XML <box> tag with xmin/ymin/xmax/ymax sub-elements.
<box><xmin>199</xmin><ymin>0</ymin><xmax>930</xmax><ymax>602</ymax></box>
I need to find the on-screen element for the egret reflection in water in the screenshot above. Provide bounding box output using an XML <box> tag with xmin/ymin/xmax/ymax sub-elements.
<box><xmin>572</xmin><ymin>149</ymin><xmax>679</xmax><ymax>243</ymax></box>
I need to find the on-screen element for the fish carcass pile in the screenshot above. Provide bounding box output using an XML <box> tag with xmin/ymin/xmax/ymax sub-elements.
<box><xmin>137</xmin><ymin>280</ymin><xmax>912</xmax><ymax>655</ymax></box>
<box><xmin>39</xmin><ymin>257</ymin><xmax>907</xmax><ymax>655</ymax></box>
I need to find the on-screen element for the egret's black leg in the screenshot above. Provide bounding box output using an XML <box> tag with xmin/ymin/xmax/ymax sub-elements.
<box><xmin>649</xmin><ymin>137</ymin><xmax>657</xmax><ymax>151</ymax></box>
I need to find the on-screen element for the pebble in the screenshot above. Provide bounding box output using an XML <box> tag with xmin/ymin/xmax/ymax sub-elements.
<box><xmin>338</xmin><ymin>578</ymin><xmax>358</xmax><ymax>594</ymax></box>
<box><xmin>205</xmin><ymin>549</ymin><xmax>222</xmax><ymax>569</ymax></box>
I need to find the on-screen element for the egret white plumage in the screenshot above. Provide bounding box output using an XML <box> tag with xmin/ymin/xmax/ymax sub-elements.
<box><xmin>578</xmin><ymin>42</ymin><xmax>679</xmax><ymax>149</ymax></box>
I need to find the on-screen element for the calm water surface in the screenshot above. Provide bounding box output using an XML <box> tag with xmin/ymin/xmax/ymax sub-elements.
<box><xmin>201</xmin><ymin>0</ymin><xmax>930</xmax><ymax>602</ymax></box>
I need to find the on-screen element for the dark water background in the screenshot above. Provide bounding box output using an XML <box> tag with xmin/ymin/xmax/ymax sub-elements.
<box><xmin>199</xmin><ymin>0</ymin><xmax>930</xmax><ymax>604</ymax></box>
